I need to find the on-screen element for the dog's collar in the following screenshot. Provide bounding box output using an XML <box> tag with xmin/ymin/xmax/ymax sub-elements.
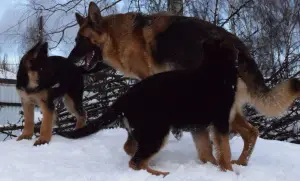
<box><xmin>20</xmin><ymin>86</ymin><xmax>43</xmax><ymax>93</ymax></box>
<box><xmin>20</xmin><ymin>83</ymin><xmax>60</xmax><ymax>93</ymax></box>
<box><xmin>19</xmin><ymin>87</ymin><xmax>40</xmax><ymax>94</ymax></box>
<box><xmin>51</xmin><ymin>83</ymin><xmax>60</xmax><ymax>88</ymax></box>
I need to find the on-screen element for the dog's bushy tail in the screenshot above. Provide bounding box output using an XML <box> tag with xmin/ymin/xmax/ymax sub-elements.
<box><xmin>232</xmin><ymin>42</ymin><xmax>300</xmax><ymax>117</ymax></box>
<box><xmin>56</xmin><ymin>108</ymin><xmax>121</xmax><ymax>139</ymax></box>
<box><xmin>236</xmin><ymin>77</ymin><xmax>300</xmax><ymax>117</ymax></box>
<box><xmin>253</xmin><ymin>78</ymin><xmax>300</xmax><ymax>117</ymax></box>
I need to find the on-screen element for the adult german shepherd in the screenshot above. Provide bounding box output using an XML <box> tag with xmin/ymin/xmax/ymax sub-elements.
<box><xmin>16</xmin><ymin>41</ymin><xmax>88</xmax><ymax>146</ymax></box>
<box><xmin>68</xmin><ymin>32</ymin><xmax>110</xmax><ymax>73</ymax></box>
<box><xmin>66</xmin><ymin>2</ymin><xmax>300</xmax><ymax>166</ymax></box>
<box><xmin>57</xmin><ymin>38</ymin><xmax>240</xmax><ymax>175</ymax></box>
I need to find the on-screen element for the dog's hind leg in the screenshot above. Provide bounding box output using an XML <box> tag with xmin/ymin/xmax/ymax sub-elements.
<box><xmin>17</xmin><ymin>101</ymin><xmax>35</xmax><ymax>141</ymax></box>
<box><xmin>212</xmin><ymin>110</ymin><xmax>233</xmax><ymax>171</ymax></box>
<box><xmin>231</xmin><ymin>112</ymin><xmax>259</xmax><ymax>166</ymax></box>
<box><xmin>129</xmin><ymin>126</ymin><xmax>170</xmax><ymax>177</ymax></box>
<box><xmin>212</xmin><ymin>129</ymin><xmax>233</xmax><ymax>171</ymax></box>
<box><xmin>64</xmin><ymin>93</ymin><xmax>86</xmax><ymax>129</ymax></box>
<box><xmin>191</xmin><ymin>129</ymin><xmax>217</xmax><ymax>165</ymax></box>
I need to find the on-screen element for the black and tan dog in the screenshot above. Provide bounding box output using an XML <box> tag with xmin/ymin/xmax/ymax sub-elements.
<box><xmin>68</xmin><ymin>32</ymin><xmax>110</xmax><ymax>73</ymax></box>
<box><xmin>67</xmin><ymin>2</ymin><xmax>300</xmax><ymax>166</ymax></box>
<box><xmin>67</xmin><ymin>15</ymin><xmax>184</xmax><ymax>141</ymax></box>
<box><xmin>57</xmin><ymin>38</ymin><xmax>239</xmax><ymax>176</ymax></box>
<box><xmin>16</xmin><ymin>41</ymin><xmax>88</xmax><ymax>146</ymax></box>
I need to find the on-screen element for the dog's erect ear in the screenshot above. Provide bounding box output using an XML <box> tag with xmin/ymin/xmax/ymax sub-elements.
<box><xmin>219</xmin><ymin>39</ymin><xmax>235</xmax><ymax>51</ymax></box>
<box><xmin>219</xmin><ymin>40</ymin><xmax>239</xmax><ymax>61</ymax></box>
<box><xmin>88</xmin><ymin>2</ymin><xmax>102</xmax><ymax>24</ymax></box>
<box><xmin>39</xmin><ymin>42</ymin><xmax>48</xmax><ymax>55</ymax></box>
<box><xmin>202</xmin><ymin>38</ymin><xmax>221</xmax><ymax>53</ymax></box>
<box><xmin>30</xmin><ymin>40</ymin><xmax>43</xmax><ymax>59</ymax></box>
<box><xmin>34</xmin><ymin>42</ymin><xmax>48</xmax><ymax>59</ymax></box>
<box><xmin>75</xmin><ymin>13</ymin><xmax>85</xmax><ymax>26</ymax></box>
<box><xmin>28</xmin><ymin>40</ymin><xmax>43</xmax><ymax>55</ymax></box>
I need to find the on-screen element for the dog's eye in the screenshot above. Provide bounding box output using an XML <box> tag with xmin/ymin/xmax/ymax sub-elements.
<box><xmin>91</xmin><ymin>39</ymin><xmax>98</xmax><ymax>45</ymax></box>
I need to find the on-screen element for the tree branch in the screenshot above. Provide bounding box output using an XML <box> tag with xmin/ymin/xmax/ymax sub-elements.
<box><xmin>220</xmin><ymin>0</ymin><xmax>253</xmax><ymax>27</ymax></box>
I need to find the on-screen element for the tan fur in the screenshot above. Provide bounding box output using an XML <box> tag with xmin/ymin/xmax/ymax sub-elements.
<box><xmin>142</xmin><ymin>15</ymin><xmax>172</xmax><ymax>56</ymax></box>
<box><xmin>123</xmin><ymin>136</ymin><xmax>137</xmax><ymax>157</ymax></box>
<box><xmin>129</xmin><ymin>159</ymin><xmax>169</xmax><ymax>177</ymax></box>
<box><xmin>228</xmin><ymin>77</ymin><xmax>300</xmax><ymax>165</ymax></box>
<box><xmin>17</xmin><ymin>86</ymin><xmax>86</xmax><ymax>146</ymax></box>
<box><xmin>76</xmin><ymin>4</ymin><xmax>245</xmax><ymax>169</ymax></box>
<box><xmin>16</xmin><ymin>90</ymin><xmax>56</xmax><ymax>145</ymax></box>
<box><xmin>191</xmin><ymin>130</ymin><xmax>217</xmax><ymax>165</ymax></box>
<box><xmin>212</xmin><ymin>131</ymin><xmax>233</xmax><ymax>171</ymax></box>
<box><xmin>77</xmin><ymin>2</ymin><xmax>300</xmax><ymax>171</ymax></box>
<box><xmin>21</xmin><ymin>46</ymin><xmax>41</xmax><ymax>90</ymax></box>
<box><xmin>27</xmin><ymin>71</ymin><xmax>39</xmax><ymax>89</ymax></box>
<box><xmin>63</xmin><ymin>94</ymin><xmax>86</xmax><ymax>129</ymax></box>
<box><xmin>79</xmin><ymin>15</ymin><xmax>152</xmax><ymax>79</ymax></box>
<box><xmin>35</xmin><ymin>100</ymin><xmax>55</xmax><ymax>146</ymax></box>
<box><xmin>235</xmin><ymin>78</ymin><xmax>299</xmax><ymax>117</ymax></box>
<box><xmin>229</xmin><ymin>78</ymin><xmax>299</xmax><ymax>165</ymax></box>
<box><xmin>128</xmin><ymin>132</ymin><xmax>170</xmax><ymax>177</ymax></box>
<box><xmin>231</xmin><ymin>113</ymin><xmax>259</xmax><ymax>166</ymax></box>
<box><xmin>16</xmin><ymin>101</ymin><xmax>35</xmax><ymax>141</ymax></box>
<box><xmin>78</xmin><ymin>6</ymin><xmax>172</xmax><ymax>79</ymax></box>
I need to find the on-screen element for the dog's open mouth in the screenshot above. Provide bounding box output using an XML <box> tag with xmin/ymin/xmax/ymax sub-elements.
<box><xmin>84</xmin><ymin>51</ymin><xmax>95</xmax><ymax>69</ymax></box>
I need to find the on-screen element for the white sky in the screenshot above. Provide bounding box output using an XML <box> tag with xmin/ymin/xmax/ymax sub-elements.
<box><xmin>0</xmin><ymin>0</ymin><xmax>125</xmax><ymax>65</ymax></box>
<box><xmin>0</xmin><ymin>1</ymin><xmax>26</xmax><ymax>63</ymax></box>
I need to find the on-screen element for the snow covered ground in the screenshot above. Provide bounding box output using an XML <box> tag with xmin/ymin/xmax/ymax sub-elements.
<box><xmin>0</xmin><ymin>129</ymin><xmax>299</xmax><ymax>181</ymax></box>
<box><xmin>0</xmin><ymin>69</ymin><xmax>16</xmax><ymax>79</ymax></box>
<box><xmin>0</xmin><ymin>109</ymin><xmax>42</xmax><ymax>141</ymax></box>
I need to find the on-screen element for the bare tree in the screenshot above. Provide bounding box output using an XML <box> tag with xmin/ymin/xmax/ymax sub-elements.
<box><xmin>0</xmin><ymin>46</ymin><xmax>16</xmax><ymax>75</ymax></box>
<box><xmin>168</xmin><ymin>0</ymin><xmax>183</xmax><ymax>15</ymax></box>
<box><xmin>0</xmin><ymin>0</ymin><xmax>121</xmax><ymax>56</ymax></box>
<box><xmin>125</xmin><ymin>0</ymin><xmax>300</xmax><ymax>143</ymax></box>
<box><xmin>0</xmin><ymin>0</ymin><xmax>300</xmax><ymax>144</ymax></box>
<box><xmin>0</xmin><ymin>0</ymin><xmax>134</xmax><ymax>140</ymax></box>
<box><xmin>0</xmin><ymin>53</ymin><xmax>10</xmax><ymax>75</ymax></box>
<box><xmin>126</xmin><ymin>0</ymin><xmax>168</xmax><ymax>13</ymax></box>
<box><xmin>19</xmin><ymin>12</ymin><xmax>46</xmax><ymax>55</ymax></box>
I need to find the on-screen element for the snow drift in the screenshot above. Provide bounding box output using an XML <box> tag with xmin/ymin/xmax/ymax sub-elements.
<box><xmin>0</xmin><ymin>129</ymin><xmax>299</xmax><ymax>181</ymax></box>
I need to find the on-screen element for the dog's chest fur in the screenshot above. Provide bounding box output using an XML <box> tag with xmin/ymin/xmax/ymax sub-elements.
<box><xmin>16</xmin><ymin>56</ymin><xmax>82</xmax><ymax>104</ymax></box>
<box><xmin>17</xmin><ymin>89</ymin><xmax>48</xmax><ymax>105</ymax></box>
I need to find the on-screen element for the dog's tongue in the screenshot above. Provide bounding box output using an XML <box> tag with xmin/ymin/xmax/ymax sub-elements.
<box><xmin>84</xmin><ymin>52</ymin><xmax>93</xmax><ymax>69</ymax></box>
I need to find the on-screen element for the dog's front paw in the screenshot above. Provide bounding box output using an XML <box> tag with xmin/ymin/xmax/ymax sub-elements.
<box><xmin>231</xmin><ymin>159</ymin><xmax>248</xmax><ymax>166</ymax></box>
<box><xmin>16</xmin><ymin>134</ymin><xmax>33</xmax><ymax>141</ymax></box>
<box><xmin>33</xmin><ymin>138</ymin><xmax>50</xmax><ymax>146</ymax></box>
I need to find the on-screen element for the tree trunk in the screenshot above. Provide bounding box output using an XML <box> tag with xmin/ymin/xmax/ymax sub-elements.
<box><xmin>228</xmin><ymin>0</ymin><xmax>236</xmax><ymax>34</ymax></box>
<box><xmin>38</xmin><ymin>15</ymin><xmax>44</xmax><ymax>42</ymax></box>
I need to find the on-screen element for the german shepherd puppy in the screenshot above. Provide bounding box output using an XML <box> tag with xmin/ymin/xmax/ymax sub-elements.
<box><xmin>16</xmin><ymin>41</ymin><xmax>87</xmax><ymax>146</ymax></box>
<box><xmin>57</xmin><ymin>38</ymin><xmax>239</xmax><ymax>176</ymax></box>
<box><xmin>67</xmin><ymin>2</ymin><xmax>300</xmax><ymax>166</ymax></box>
